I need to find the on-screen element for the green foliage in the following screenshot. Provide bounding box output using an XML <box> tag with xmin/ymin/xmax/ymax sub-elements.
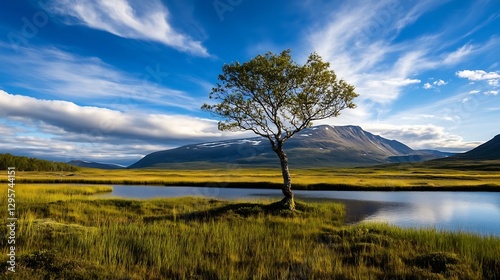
<box><xmin>0</xmin><ymin>153</ymin><xmax>78</xmax><ymax>171</ymax></box>
<box><xmin>202</xmin><ymin>50</ymin><xmax>358</xmax><ymax>204</ymax></box>
<box><xmin>202</xmin><ymin>49</ymin><xmax>358</xmax><ymax>141</ymax></box>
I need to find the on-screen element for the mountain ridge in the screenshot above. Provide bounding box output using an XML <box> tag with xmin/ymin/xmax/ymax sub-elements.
<box><xmin>129</xmin><ymin>125</ymin><xmax>450</xmax><ymax>169</ymax></box>
<box><xmin>68</xmin><ymin>160</ymin><xmax>125</xmax><ymax>170</ymax></box>
<box><xmin>442</xmin><ymin>134</ymin><xmax>500</xmax><ymax>161</ymax></box>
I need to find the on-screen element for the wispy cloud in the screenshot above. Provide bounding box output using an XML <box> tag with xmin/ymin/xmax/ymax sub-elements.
<box><xmin>305</xmin><ymin>0</ymin><xmax>451</xmax><ymax>105</ymax></box>
<box><xmin>305</xmin><ymin>0</ymin><xmax>499</xmax><ymax>109</ymax></box>
<box><xmin>393</xmin><ymin>0</ymin><xmax>443</xmax><ymax>32</ymax></box>
<box><xmin>48</xmin><ymin>0</ymin><xmax>208</xmax><ymax>56</ymax></box>
<box><xmin>462</xmin><ymin>12</ymin><xmax>500</xmax><ymax>39</ymax></box>
<box><xmin>302</xmin><ymin>0</ymin><xmax>499</xmax><ymax>152</ymax></box>
<box><xmin>442</xmin><ymin>44</ymin><xmax>476</xmax><ymax>65</ymax></box>
<box><xmin>364</xmin><ymin>86</ymin><xmax>499</xmax><ymax>150</ymax></box>
<box><xmin>0</xmin><ymin>44</ymin><xmax>199</xmax><ymax>111</ymax></box>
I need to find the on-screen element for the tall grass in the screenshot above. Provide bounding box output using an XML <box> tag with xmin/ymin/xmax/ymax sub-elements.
<box><xmin>7</xmin><ymin>166</ymin><xmax>500</xmax><ymax>191</ymax></box>
<box><xmin>0</xmin><ymin>184</ymin><xmax>498</xmax><ymax>279</ymax></box>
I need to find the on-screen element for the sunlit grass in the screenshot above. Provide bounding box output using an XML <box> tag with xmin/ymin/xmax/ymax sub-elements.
<box><xmin>0</xmin><ymin>184</ymin><xmax>499</xmax><ymax>279</ymax></box>
<box><xmin>5</xmin><ymin>184</ymin><xmax>112</xmax><ymax>205</ymax></box>
<box><xmin>6</xmin><ymin>166</ymin><xmax>500</xmax><ymax>190</ymax></box>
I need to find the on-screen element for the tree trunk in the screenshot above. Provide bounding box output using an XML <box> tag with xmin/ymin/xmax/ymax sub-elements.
<box><xmin>276</xmin><ymin>146</ymin><xmax>295</xmax><ymax>210</ymax></box>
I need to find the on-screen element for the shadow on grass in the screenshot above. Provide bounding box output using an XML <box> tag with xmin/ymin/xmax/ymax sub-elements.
<box><xmin>143</xmin><ymin>200</ymin><xmax>315</xmax><ymax>223</ymax></box>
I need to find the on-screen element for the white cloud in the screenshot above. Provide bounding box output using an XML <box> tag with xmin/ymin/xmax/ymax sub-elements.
<box><xmin>423</xmin><ymin>79</ymin><xmax>446</xmax><ymax>90</ymax></box>
<box><xmin>456</xmin><ymin>70</ymin><xmax>500</xmax><ymax>81</ymax></box>
<box><xmin>457</xmin><ymin>70</ymin><xmax>500</xmax><ymax>89</ymax></box>
<box><xmin>469</xmin><ymin>90</ymin><xmax>481</xmax><ymax>94</ymax></box>
<box><xmin>0</xmin><ymin>90</ymin><xmax>242</xmax><ymax>142</ymax></box>
<box><xmin>0</xmin><ymin>132</ymin><xmax>164</xmax><ymax>166</ymax></box>
<box><xmin>0</xmin><ymin>90</ymin><xmax>260</xmax><ymax>164</ymax></box>
<box><xmin>49</xmin><ymin>0</ymin><xmax>208</xmax><ymax>56</ymax></box>
<box><xmin>366</xmin><ymin>78</ymin><xmax>421</xmax><ymax>88</ymax></box>
<box><xmin>0</xmin><ymin>123</ymin><xmax>16</xmax><ymax>136</ymax></box>
<box><xmin>485</xmin><ymin>90</ymin><xmax>498</xmax><ymax>96</ymax></box>
<box><xmin>366</xmin><ymin>124</ymin><xmax>480</xmax><ymax>151</ymax></box>
<box><xmin>488</xmin><ymin>79</ymin><xmax>499</xmax><ymax>87</ymax></box>
<box><xmin>434</xmin><ymin>79</ymin><xmax>447</xmax><ymax>86</ymax></box>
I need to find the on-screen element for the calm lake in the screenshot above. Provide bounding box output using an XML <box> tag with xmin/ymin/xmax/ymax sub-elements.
<box><xmin>98</xmin><ymin>185</ymin><xmax>500</xmax><ymax>236</ymax></box>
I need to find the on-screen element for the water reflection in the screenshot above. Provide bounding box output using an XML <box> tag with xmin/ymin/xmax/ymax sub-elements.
<box><xmin>294</xmin><ymin>190</ymin><xmax>500</xmax><ymax>235</ymax></box>
<box><xmin>364</xmin><ymin>200</ymin><xmax>500</xmax><ymax>234</ymax></box>
<box><xmin>99</xmin><ymin>186</ymin><xmax>500</xmax><ymax>236</ymax></box>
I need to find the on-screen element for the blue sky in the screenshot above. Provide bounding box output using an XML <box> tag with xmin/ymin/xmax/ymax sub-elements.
<box><xmin>0</xmin><ymin>0</ymin><xmax>499</xmax><ymax>165</ymax></box>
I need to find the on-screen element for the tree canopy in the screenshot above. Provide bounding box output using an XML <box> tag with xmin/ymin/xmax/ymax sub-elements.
<box><xmin>202</xmin><ymin>50</ymin><xmax>357</xmax><ymax>147</ymax></box>
<box><xmin>0</xmin><ymin>153</ymin><xmax>78</xmax><ymax>172</ymax></box>
<box><xmin>202</xmin><ymin>50</ymin><xmax>358</xmax><ymax>209</ymax></box>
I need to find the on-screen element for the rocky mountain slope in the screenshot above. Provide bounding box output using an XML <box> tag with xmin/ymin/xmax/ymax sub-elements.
<box><xmin>129</xmin><ymin>125</ymin><xmax>449</xmax><ymax>169</ymax></box>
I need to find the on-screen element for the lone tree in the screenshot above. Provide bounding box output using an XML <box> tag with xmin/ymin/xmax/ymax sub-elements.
<box><xmin>202</xmin><ymin>50</ymin><xmax>358</xmax><ymax>210</ymax></box>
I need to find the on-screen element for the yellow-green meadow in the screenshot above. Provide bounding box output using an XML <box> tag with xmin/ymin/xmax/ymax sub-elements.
<box><xmin>8</xmin><ymin>162</ymin><xmax>500</xmax><ymax>190</ymax></box>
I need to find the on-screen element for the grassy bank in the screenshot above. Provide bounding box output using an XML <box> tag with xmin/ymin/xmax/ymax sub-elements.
<box><xmin>5</xmin><ymin>165</ymin><xmax>500</xmax><ymax>191</ymax></box>
<box><xmin>1</xmin><ymin>184</ymin><xmax>499</xmax><ymax>279</ymax></box>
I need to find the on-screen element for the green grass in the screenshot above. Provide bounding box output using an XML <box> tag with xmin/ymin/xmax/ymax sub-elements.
<box><xmin>6</xmin><ymin>164</ymin><xmax>500</xmax><ymax>191</ymax></box>
<box><xmin>0</xmin><ymin>184</ymin><xmax>499</xmax><ymax>279</ymax></box>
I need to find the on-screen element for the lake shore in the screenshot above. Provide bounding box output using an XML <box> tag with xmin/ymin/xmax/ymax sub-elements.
<box><xmin>9</xmin><ymin>179</ymin><xmax>500</xmax><ymax>191</ymax></box>
<box><xmin>4</xmin><ymin>166</ymin><xmax>500</xmax><ymax>191</ymax></box>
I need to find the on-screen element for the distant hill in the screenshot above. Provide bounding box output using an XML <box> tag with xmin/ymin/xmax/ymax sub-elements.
<box><xmin>405</xmin><ymin>134</ymin><xmax>500</xmax><ymax>171</ymax></box>
<box><xmin>68</xmin><ymin>160</ymin><xmax>125</xmax><ymax>170</ymax></box>
<box><xmin>449</xmin><ymin>134</ymin><xmax>500</xmax><ymax>160</ymax></box>
<box><xmin>416</xmin><ymin>149</ymin><xmax>456</xmax><ymax>158</ymax></box>
<box><xmin>0</xmin><ymin>153</ymin><xmax>78</xmax><ymax>171</ymax></box>
<box><xmin>129</xmin><ymin>125</ymin><xmax>449</xmax><ymax>169</ymax></box>
<box><xmin>387</xmin><ymin>150</ymin><xmax>455</xmax><ymax>163</ymax></box>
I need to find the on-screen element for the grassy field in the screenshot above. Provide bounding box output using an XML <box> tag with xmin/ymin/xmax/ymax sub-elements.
<box><xmin>6</xmin><ymin>163</ymin><xmax>500</xmax><ymax>191</ymax></box>
<box><xmin>1</xmin><ymin>184</ymin><xmax>499</xmax><ymax>279</ymax></box>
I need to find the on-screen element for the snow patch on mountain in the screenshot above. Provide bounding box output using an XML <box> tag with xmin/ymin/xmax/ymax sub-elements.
<box><xmin>196</xmin><ymin>139</ymin><xmax>262</xmax><ymax>148</ymax></box>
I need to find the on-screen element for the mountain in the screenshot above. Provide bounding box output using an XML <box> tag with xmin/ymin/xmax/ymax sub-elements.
<box><xmin>68</xmin><ymin>160</ymin><xmax>125</xmax><ymax>170</ymax></box>
<box><xmin>387</xmin><ymin>149</ymin><xmax>455</xmax><ymax>163</ymax></box>
<box><xmin>415</xmin><ymin>149</ymin><xmax>456</xmax><ymax>158</ymax></box>
<box><xmin>408</xmin><ymin>135</ymin><xmax>500</xmax><ymax>171</ymax></box>
<box><xmin>447</xmin><ymin>134</ymin><xmax>500</xmax><ymax>160</ymax></box>
<box><xmin>129</xmin><ymin>125</ymin><xmax>449</xmax><ymax>169</ymax></box>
